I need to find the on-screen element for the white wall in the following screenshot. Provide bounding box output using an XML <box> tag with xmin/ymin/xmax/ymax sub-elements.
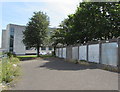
<box><xmin>101</xmin><ymin>42</ymin><xmax>118</xmax><ymax>66</ymax></box>
<box><xmin>88</xmin><ymin>44</ymin><xmax>99</xmax><ymax>63</ymax></box>
<box><xmin>72</xmin><ymin>46</ymin><xmax>78</xmax><ymax>60</ymax></box>
<box><xmin>58</xmin><ymin>48</ymin><xmax>62</xmax><ymax>58</ymax></box>
<box><xmin>56</xmin><ymin>42</ymin><xmax>118</xmax><ymax>66</ymax></box>
<box><xmin>13</xmin><ymin>25</ymin><xmax>26</xmax><ymax>54</ymax></box>
<box><xmin>56</xmin><ymin>49</ymin><xmax>59</xmax><ymax>57</ymax></box>
<box><xmin>63</xmin><ymin>48</ymin><xmax>66</xmax><ymax>58</ymax></box>
<box><xmin>6</xmin><ymin>25</ymin><xmax>10</xmax><ymax>52</ymax></box>
<box><xmin>40</xmin><ymin>47</ymin><xmax>53</xmax><ymax>54</ymax></box>
<box><xmin>79</xmin><ymin>46</ymin><xmax>87</xmax><ymax>60</ymax></box>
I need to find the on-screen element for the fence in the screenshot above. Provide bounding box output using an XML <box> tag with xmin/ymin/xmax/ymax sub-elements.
<box><xmin>56</xmin><ymin>38</ymin><xmax>120</xmax><ymax>67</ymax></box>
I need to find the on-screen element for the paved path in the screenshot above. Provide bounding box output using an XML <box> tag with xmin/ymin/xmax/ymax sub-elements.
<box><xmin>11</xmin><ymin>58</ymin><xmax>118</xmax><ymax>90</ymax></box>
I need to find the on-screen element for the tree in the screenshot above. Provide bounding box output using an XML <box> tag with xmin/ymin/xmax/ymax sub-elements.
<box><xmin>51</xmin><ymin>16</ymin><xmax>76</xmax><ymax>47</ymax></box>
<box><xmin>73</xmin><ymin>2</ymin><xmax>120</xmax><ymax>42</ymax></box>
<box><xmin>50</xmin><ymin>28</ymin><xmax>63</xmax><ymax>55</ymax></box>
<box><xmin>23</xmin><ymin>11</ymin><xmax>49</xmax><ymax>57</ymax></box>
<box><xmin>51</xmin><ymin>2</ymin><xmax>120</xmax><ymax>47</ymax></box>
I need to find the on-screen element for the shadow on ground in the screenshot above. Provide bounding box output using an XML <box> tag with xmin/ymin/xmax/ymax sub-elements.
<box><xmin>39</xmin><ymin>57</ymin><xmax>98</xmax><ymax>71</ymax></box>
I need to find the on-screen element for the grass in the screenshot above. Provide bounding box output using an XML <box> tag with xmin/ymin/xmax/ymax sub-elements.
<box><xmin>17</xmin><ymin>54</ymin><xmax>54</xmax><ymax>61</ymax></box>
<box><xmin>17</xmin><ymin>55</ymin><xmax>37</xmax><ymax>58</ymax></box>
<box><xmin>17</xmin><ymin>55</ymin><xmax>37</xmax><ymax>61</ymax></box>
<box><xmin>0</xmin><ymin>52</ymin><xmax>2</xmax><ymax>56</ymax></box>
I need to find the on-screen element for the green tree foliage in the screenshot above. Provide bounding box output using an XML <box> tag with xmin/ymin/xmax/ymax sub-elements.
<box><xmin>51</xmin><ymin>16</ymin><xmax>77</xmax><ymax>46</ymax></box>
<box><xmin>74</xmin><ymin>2</ymin><xmax>120</xmax><ymax>43</ymax></box>
<box><xmin>23</xmin><ymin>11</ymin><xmax>49</xmax><ymax>57</ymax></box>
<box><xmin>51</xmin><ymin>29</ymin><xmax>63</xmax><ymax>55</ymax></box>
<box><xmin>52</xmin><ymin>2</ymin><xmax>120</xmax><ymax>46</ymax></box>
<box><xmin>43</xmin><ymin>28</ymin><xmax>56</xmax><ymax>46</ymax></box>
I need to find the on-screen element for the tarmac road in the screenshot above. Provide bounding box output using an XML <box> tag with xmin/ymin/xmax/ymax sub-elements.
<box><xmin>11</xmin><ymin>57</ymin><xmax>118</xmax><ymax>90</ymax></box>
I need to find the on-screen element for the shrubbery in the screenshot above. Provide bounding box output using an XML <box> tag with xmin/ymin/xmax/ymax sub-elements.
<box><xmin>2</xmin><ymin>56</ymin><xmax>20</xmax><ymax>83</ymax></box>
<box><xmin>4</xmin><ymin>52</ymin><xmax>16</xmax><ymax>58</ymax></box>
<box><xmin>0</xmin><ymin>53</ymin><xmax>20</xmax><ymax>90</ymax></box>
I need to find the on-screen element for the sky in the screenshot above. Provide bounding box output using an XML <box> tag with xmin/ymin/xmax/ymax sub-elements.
<box><xmin>0</xmin><ymin>0</ymin><xmax>82</xmax><ymax>48</ymax></box>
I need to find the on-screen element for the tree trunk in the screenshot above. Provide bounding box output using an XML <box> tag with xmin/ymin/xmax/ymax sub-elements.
<box><xmin>53</xmin><ymin>46</ymin><xmax>56</xmax><ymax>56</ymax></box>
<box><xmin>37</xmin><ymin>44</ymin><xmax>40</xmax><ymax>57</ymax></box>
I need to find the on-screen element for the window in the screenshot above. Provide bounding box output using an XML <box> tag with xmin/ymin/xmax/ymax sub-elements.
<box><xmin>49</xmin><ymin>47</ymin><xmax>52</xmax><ymax>50</ymax></box>
<box><xmin>10</xmin><ymin>38</ymin><xmax>14</xmax><ymax>47</ymax></box>
<box><xmin>9</xmin><ymin>27</ymin><xmax>14</xmax><ymax>52</ymax></box>
<box><xmin>10</xmin><ymin>27</ymin><xmax>14</xmax><ymax>36</ymax></box>
<box><xmin>26</xmin><ymin>47</ymin><xmax>31</xmax><ymax>50</ymax></box>
<box><xmin>41</xmin><ymin>47</ymin><xmax>46</xmax><ymax>50</ymax></box>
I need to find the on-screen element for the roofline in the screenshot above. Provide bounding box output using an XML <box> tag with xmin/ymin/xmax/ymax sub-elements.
<box><xmin>6</xmin><ymin>23</ymin><xmax>57</xmax><ymax>28</ymax></box>
<box><xmin>8</xmin><ymin>23</ymin><xmax>26</xmax><ymax>27</ymax></box>
<box><xmin>2</xmin><ymin>29</ymin><xmax>6</xmax><ymax>31</ymax></box>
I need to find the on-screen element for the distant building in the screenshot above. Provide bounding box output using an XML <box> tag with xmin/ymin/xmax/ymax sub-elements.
<box><xmin>2</xmin><ymin>24</ymin><xmax>55</xmax><ymax>55</ymax></box>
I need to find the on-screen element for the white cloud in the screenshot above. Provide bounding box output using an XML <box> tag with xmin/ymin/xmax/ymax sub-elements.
<box><xmin>45</xmin><ymin>0</ymin><xmax>80</xmax><ymax>27</ymax></box>
<box><xmin>6</xmin><ymin>0</ymin><xmax>81</xmax><ymax>27</ymax></box>
<box><xmin>18</xmin><ymin>0</ymin><xmax>81</xmax><ymax>27</ymax></box>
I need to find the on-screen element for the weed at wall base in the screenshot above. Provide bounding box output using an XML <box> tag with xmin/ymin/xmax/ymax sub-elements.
<box><xmin>102</xmin><ymin>65</ymin><xmax>118</xmax><ymax>72</ymax></box>
<box><xmin>78</xmin><ymin>60</ymin><xmax>90</xmax><ymax>66</ymax></box>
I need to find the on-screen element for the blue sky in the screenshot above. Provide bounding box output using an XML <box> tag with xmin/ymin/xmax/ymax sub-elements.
<box><xmin>0</xmin><ymin>0</ymin><xmax>82</xmax><ymax>47</ymax></box>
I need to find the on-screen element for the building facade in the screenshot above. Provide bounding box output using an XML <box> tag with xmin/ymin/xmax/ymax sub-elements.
<box><xmin>2</xmin><ymin>24</ymin><xmax>54</xmax><ymax>55</ymax></box>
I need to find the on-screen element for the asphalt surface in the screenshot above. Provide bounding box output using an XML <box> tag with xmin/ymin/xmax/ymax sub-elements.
<box><xmin>11</xmin><ymin>57</ymin><xmax>118</xmax><ymax>90</ymax></box>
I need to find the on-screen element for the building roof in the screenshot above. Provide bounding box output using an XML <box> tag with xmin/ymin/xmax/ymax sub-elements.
<box><xmin>8</xmin><ymin>23</ymin><xmax>26</xmax><ymax>27</ymax></box>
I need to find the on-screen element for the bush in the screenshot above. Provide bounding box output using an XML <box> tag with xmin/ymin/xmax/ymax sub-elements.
<box><xmin>5</xmin><ymin>52</ymin><xmax>16</xmax><ymax>58</ymax></box>
<box><xmin>0</xmin><ymin>60</ymin><xmax>2</xmax><ymax>83</ymax></box>
<box><xmin>2</xmin><ymin>56</ymin><xmax>20</xmax><ymax>83</ymax></box>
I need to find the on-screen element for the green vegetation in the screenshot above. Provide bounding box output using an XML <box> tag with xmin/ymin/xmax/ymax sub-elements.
<box><xmin>102</xmin><ymin>65</ymin><xmax>118</xmax><ymax>72</ymax></box>
<box><xmin>17</xmin><ymin>55</ymin><xmax>37</xmax><ymax>61</ymax></box>
<box><xmin>0</xmin><ymin>60</ymin><xmax>2</xmax><ymax>83</ymax></box>
<box><xmin>0</xmin><ymin>52</ymin><xmax>2</xmax><ymax>56</ymax></box>
<box><xmin>17</xmin><ymin>55</ymin><xmax>55</xmax><ymax>61</ymax></box>
<box><xmin>80</xmin><ymin>60</ymin><xmax>87</xmax><ymax>62</ymax></box>
<box><xmin>1</xmin><ymin>56</ymin><xmax>20</xmax><ymax>89</ymax></box>
<box><xmin>17</xmin><ymin>55</ymin><xmax>37</xmax><ymax>58</ymax></box>
<box><xmin>51</xmin><ymin>2</ymin><xmax>120</xmax><ymax>46</ymax></box>
<box><xmin>2</xmin><ymin>57</ymin><xmax>20</xmax><ymax>83</ymax></box>
<box><xmin>5</xmin><ymin>52</ymin><xmax>16</xmax><ymax>58</ymax></box>
<box><xmin>23</xmin><ymin>11</ymin><xmax>49</xmax><ymax>57</ymax></box>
